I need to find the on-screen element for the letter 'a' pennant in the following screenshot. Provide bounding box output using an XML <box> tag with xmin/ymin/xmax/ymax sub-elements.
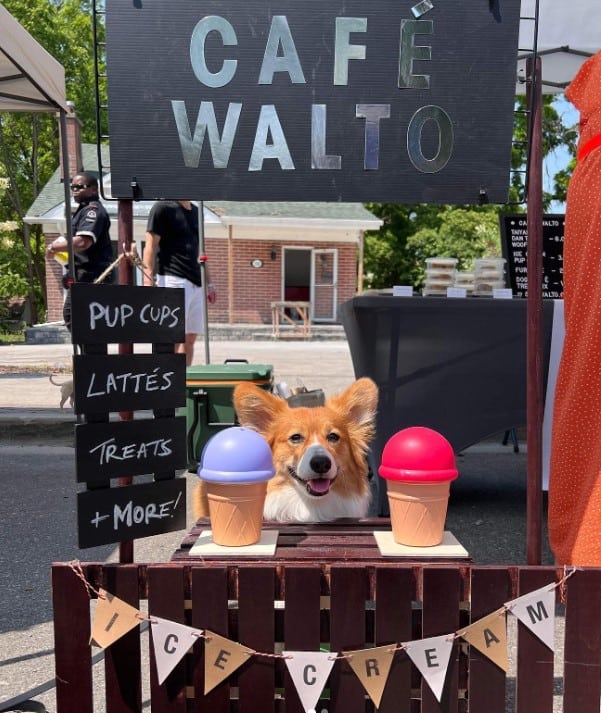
<box><xmin>204</xmin><ymin>630</ymin><xmax>255</xmax><ymax>694</ymax></box>
<box><xmin>345</xmin><ymin>645</ymin><xmax>396</xmax><ymax>708</ymax></box>
<box><xmin>403</xmin><ymin>634</ymin><xmax>454</xmax><ymax>703</ymax></box>
<box><xmin>505</xmin><ymin>584</ymin><xmax>556</xmax><ymax>651</ymax></box>
<box><xmin>457</xmin><ymin>608</ymin><xmax>508</xmax><ymax>672</ymax></box>
<box><xmin>151</xmin><ymin>616</ymin><xmax>203</xmax><ymax>685</ymax></box>
<box><xmin>283</xmin><ymin>651</ymin><xmax>336</xmax><ymax>713</ymax></box>
<box><xmin>90</xmin><ymin>589</ymin><xmax>143</xmax><ymax>649</ymax></box>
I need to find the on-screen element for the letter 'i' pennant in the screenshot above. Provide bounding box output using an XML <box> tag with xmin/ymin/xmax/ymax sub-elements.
<box><xmin>90</xmin><ymin>589</ymin><xmax>142</xmax><ymax>649</ymax></box>
<box><xmin>505</xmin><ymin>583</ymin><xmax>556</xmax><ymax>651</ymax></box>
<box><xmin>283</xmin><ymin>651</ymin><xmax>336</xmax><ymax>713</ymax></box>
<box><xmin>150</xmin><ymin>617</ymin><xmax>203</xmax><ymax>685</ymax></box>
<box><xmin>204</xmin><ymin>630</ymin><xmax>255</xmax><ymax>694</ymax></box>
<box><xmin>403</xmin><ymin>634</ymin><xmax>454</xmax><ymax>703</ymax></box>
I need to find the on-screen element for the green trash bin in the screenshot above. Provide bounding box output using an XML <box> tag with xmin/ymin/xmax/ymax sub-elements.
<box><xmin>185</xmin><ymin>361</ymin><xmax>273</xmax><ymax>471</ymax></box>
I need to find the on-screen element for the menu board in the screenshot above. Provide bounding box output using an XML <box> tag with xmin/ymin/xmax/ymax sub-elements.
<box><xmin>500</xmin><ymin>214</ymin><xmax>565</xmax><ymax>299</ymax></box>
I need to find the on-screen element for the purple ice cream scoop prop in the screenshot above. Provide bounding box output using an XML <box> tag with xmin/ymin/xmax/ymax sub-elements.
<box><xmin>198</xmin><ymin>427</ymin><xmax>275</xmax><ymax>546</ymax></box>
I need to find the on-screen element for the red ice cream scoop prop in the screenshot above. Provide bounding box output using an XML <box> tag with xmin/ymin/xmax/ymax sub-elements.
<box><xmin>379</xmin><ymin>427</ymin><xmax>458</xmax><ymax>546</ymax></box>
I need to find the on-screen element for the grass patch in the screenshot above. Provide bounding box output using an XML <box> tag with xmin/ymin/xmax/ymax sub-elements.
<box><xmin>0</xmin><ymin>330</ymin><xmax>25</xmax><ymax>345</ymax></box>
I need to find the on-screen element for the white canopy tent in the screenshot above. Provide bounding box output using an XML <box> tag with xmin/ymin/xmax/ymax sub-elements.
<box><xmin>518</xmin><ymin>0</ymin><xmax>601</xmax><ymax>93</ymax></box>
<box><xmin>0</xmin><ymin>2</ymin><xmax>74</xmax><ymax>309</ymax></box>
<box><xmin>0</xmin><ymin>3</ymin><xmax>67</xmax><ymax>112</ymax></box>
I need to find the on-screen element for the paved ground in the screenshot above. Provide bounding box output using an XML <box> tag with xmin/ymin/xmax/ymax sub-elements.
<box><xmin>0</xmin><ymin>335</ymin><xmax>557</xmax><ymax>712</ymax></box>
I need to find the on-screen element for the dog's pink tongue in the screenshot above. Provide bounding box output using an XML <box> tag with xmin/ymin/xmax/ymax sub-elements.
<box><xmin>308</xmin><ymin>478</ymin><xmax>331</xmax><ymax>495</ymax></box>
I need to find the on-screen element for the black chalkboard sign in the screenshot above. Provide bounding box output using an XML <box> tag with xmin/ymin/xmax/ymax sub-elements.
<box><xmin>500</xmin><ymin>214</ymin><xmax>565</xmax><ymax>299</ymax></box>
<box><xmin>75</xmin><ymin>416</ymin><xmax>187</xmax><ymax>484</ymax></box>
<box><xmin>77</xmin><ymin>478</ymin><xmax>187</xmax><ymax>548</ymax></box>
<box><xmin>70</xmin><ymin>283</ymin><xmax>185</xmax><ymax>344</ymax></box>
<box><xmin>73</xmin><ymin>353</ymin><xmax>186</xmax><ymax>414</ymax></box>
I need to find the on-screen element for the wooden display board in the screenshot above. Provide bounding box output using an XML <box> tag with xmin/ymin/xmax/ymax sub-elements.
<box><xmin>70</xmin><ymin>283</ymin><xmax>188</xmax><ymax>548</ymax></box>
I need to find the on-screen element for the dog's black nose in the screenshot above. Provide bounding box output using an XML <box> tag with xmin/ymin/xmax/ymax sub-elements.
<box><xmin>310</xmin><ymin>454</ymin><xmax>331</xmax><ymax>474</ymax></box>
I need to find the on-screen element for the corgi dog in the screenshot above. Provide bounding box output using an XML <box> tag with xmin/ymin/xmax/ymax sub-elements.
<box><xmin>193</xmin><ymin>377</ymin><xmax>378</xmax><ymax>523</ymax></box>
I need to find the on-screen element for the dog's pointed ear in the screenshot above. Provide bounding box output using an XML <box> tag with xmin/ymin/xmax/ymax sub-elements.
<box><xmin>327</xmin><ymin>377</ymin><xmax>378</xmax><ymax>431</ymax></box>
<box><xmin>233</xmin><ymin>383</ymin><xmax>287</xmax><ymax>435</ymax></box>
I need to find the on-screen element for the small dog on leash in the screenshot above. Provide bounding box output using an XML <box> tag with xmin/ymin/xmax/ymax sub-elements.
<box><xmin>49</xmin><ymin>374</ymin><xmax>74</xmax><ymax>409</ymax></box>
<box><xmin>193</xmin><ymin>377</ymin><xmax>378</xmax><ymax>523</ymax></box>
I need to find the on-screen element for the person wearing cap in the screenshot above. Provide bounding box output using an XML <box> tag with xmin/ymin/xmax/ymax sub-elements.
<box><xmin>46</xmin><ymin>171</ymin><xmax>113</xmax><ymax>330</ymax></box>
<box><xmin>143</xmin><ymin>200</ymin><xmax>216</xmax><ymax>365</ymax></box>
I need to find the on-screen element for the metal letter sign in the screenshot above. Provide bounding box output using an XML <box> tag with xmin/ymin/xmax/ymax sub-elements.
<box><xmin>105</xmin><ymin>0</ymin><xmax>521</xmax><ymax>204</ymax></box>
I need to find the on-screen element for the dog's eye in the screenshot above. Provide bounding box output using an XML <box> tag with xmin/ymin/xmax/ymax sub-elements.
<box><xmin>327</xmin><ymin>432</ymin><xmax>340</xmax><ymax>443</ymax></box>
<box><xmin>289</xmin><ymin>433</ymin><xmax>304</xmax><ymax>444</ymax></box>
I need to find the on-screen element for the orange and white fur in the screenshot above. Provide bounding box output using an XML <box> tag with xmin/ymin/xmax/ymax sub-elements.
<box><xmin>193</xmin><ymin>377</ymin><xmax>378</xmax><ymax>523</ymax></box>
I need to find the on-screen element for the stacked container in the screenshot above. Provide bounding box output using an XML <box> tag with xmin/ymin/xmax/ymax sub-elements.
<box><xmin>473</xmin><ymin>257</ymin><xmax>507</xmax><ymax>297</ymax></box>
<box><xmin>453</xmin><ymin>271</ymin><xmax>475</xmax><ymax>295</ymax></box>
<box><xmin>422</xmin><ymin>257</ymin><xmax>457</xmax><ymax>296</ymax></box>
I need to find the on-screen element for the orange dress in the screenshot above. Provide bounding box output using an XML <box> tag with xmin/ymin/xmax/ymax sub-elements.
<box><xmin>549</xmin><ymin>51</ymin><xmax>601</xmax><ymax>566</ymax></box>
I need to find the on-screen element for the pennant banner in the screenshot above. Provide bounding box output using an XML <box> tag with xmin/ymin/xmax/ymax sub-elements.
<box><xmin>151</xmin><ymin>616</ymin><xmax>203</xmax><ymax>685</ymax></box>
<box><xmin>90</xmin><ymin>589</ymin><xmax>142</xmax><ymax>649</ymax></box>
<box><xmin>346</xmin><ymin>645</ymin><xmax>396</xmax><ymax>708</ymax></box>
<box><xmin>457</xmin><ymin>608</ymin><xmax>508</xmax><ymax>672</ymax></box>
<box><xmin>403</xmin><ymin>634</ymin><xmax>454</xmax><ymax>703</ymax></box>
<box><xmin>283</xmin><ymin>651</ymin><xmax>336</xmax><ymax>713</ymax></box>
<box><xmin>204</xmin><ymin>630</ymin><xmax>255</xmax><ymax>694</ymax></box>
<box><xmin>79</xmin><ymin>571</ymin><xmax>569</xmax><ymax>692</ymax></box>
<box><xmin>506</xmin><ymin>584</ymin><xmax>556</xmax><ymax>651</ymax></box>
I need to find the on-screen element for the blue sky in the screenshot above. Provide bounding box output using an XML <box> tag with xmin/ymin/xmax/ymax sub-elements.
<box><xmin>545</xmin><ymin>95</ymin><xmax>579</xmax><ymax>213</ymax></box>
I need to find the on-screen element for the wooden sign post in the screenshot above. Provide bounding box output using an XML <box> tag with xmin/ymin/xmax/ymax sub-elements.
<box><xmin>70</xmin><ymin>283</ymin><xmax>188</xmax><ymax>550</ymax></box>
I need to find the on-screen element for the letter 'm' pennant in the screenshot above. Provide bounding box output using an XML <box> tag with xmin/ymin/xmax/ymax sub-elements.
<box><xmin>403</xmin><ymin>634</ymin><xmax>454</xmax><ymax>703</ymax></box>
<box><xmin>204</xmin><ymin>630</ymin><xmax>255</xmax><ymax>694</ymax></box>
<box><xmin>90</xmin><ymin>589</ymin><xmax>143</xmax><ymax>649</ymax></box>
<box><xmin>283</xmin><ymin>651</ymin><xmax>336</xmax><ymax>713</ymax></box>
<box><xmin>345</xmin><ymin>645</ymin><xmax>396</xmax><ymax>708</ymax></box>
<box><xmin>505</xmin><ymin>584</ymin><xmax>556</xmax><ymax>651</ymax></box>
<box><xmin>150</xmin><ymin>616</ymin><xmax>203</xmax><ymax>685</ymax></box>
<box><xmin>457</xmin><ymin>608</ymin><xmax>508</xmax><ymax>672</ymax></box>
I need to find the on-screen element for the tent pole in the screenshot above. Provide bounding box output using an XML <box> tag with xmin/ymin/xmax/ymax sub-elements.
<box><xmin>526</xmin><ymin>55</ymin><xmax>544</xmax><ymax>565</ymax></box>
<box><xmin>197</xmin><ymin>200</ymin><xmax>210</xmax><ymax>365</ymax></box>
<box><xmin>117</xmin><ymin>198</ymin><xmax>134</xmax><ymax>564</ymax></box>
<box><xmin>58</xmin><ymin>111</ymin><xmax>74</xmax><ymax>282</ymax></box>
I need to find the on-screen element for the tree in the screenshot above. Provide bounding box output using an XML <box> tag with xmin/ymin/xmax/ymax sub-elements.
<box><xmin>0</xmin><ymin>0</ymin><xmax>99</xmax><ymax>323</ymax></box>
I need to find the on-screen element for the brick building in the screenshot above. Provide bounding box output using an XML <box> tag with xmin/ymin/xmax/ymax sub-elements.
<box><xmin>25</xmin><ymin>108</ymin><xmax>381</xmax><ymax>326</ymax></box>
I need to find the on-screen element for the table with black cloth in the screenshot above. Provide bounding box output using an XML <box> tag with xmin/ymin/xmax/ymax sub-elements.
<box><xmin>340</xmin><ymin>295</ymin><xmax>555</xmax><ymax>515</ymax></box>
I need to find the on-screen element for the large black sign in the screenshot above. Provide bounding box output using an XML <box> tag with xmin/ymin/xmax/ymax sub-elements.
<box><xmin>73</xmin><ymin>353</ymin><xmax>186</xmax><ymax>414</ymax></box>
<box><xmin>500</xmin><ymin>214</ymin><xmax>565</xmax><ymax>299</ymax></box>
<box><xmin>71</xmin><ymin>284</ymin><xmax>185</xmax><ymax>344</ymax></box>
<box><xmin>105</xmin><ymin>0</ymin><xmax>521</xmax><ymax>203</ymax></box>
<box><xmin>77</xmin><ymin>479</ymin><xmax>187</xmax><ymax>548</ymax></box>
<box><xmin>75</xmin><ymin>417</ymin><xmax>187</xmax><ymax>485</ymax></box>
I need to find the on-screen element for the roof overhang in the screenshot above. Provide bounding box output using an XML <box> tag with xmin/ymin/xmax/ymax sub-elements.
<box><xmin>219</xmin><ymin>216</ymin><xmax>383</xmax><ymax>232</ymax></box>
<box><xmin>0</xmin><ymin>3</ymin><xmax>67</xmax><ymax>113</ymax></box>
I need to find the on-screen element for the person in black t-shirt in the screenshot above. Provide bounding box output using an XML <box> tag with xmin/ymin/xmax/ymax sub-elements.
<box><xmin>143</xmin><ymin>200</ymin><xmax>216</xmax><ymax>365</ymax></box>
<box><xmin>46</xmin><ymin>171</ymin><xmax>113</xmax><ymax>331</ymax></box>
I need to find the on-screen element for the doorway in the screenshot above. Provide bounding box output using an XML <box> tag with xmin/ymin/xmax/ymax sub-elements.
<box><xmin>282</xmin><ymin>247</ymin><xmax>338</xmax><ymax>322</ymax></box>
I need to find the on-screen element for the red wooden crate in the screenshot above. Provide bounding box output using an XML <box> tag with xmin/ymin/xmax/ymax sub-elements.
<box><xmin>52</xmin><ymin>532</ymin><xmax>601</xmax><ymax>712</ymax></box>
